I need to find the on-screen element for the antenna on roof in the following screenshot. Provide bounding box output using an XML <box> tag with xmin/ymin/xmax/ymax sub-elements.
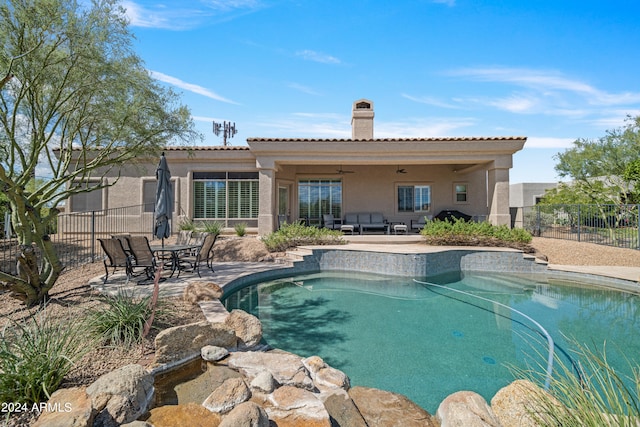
<box><xmin>212</xmin><ymin>121</ymin><xmax>238</xmax><ymax>146</ymax></box>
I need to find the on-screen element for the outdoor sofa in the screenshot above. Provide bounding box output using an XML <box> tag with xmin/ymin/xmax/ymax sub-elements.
<box><xmin>344</xmin><ymin>213</ymin><xmax>388</xmax><ymax>234</ymax></box>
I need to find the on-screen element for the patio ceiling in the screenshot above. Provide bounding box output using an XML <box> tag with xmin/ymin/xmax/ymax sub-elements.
<box><xmin>247</xmin><ymin>137</ymin><xmax>527</xmax><ymax>168</ymax></box>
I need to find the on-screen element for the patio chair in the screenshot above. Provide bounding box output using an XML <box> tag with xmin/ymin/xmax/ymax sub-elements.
<box><xmin>98</xmin><ymin>238</ymin><xmax>133</xmax><ymax>284</ymax></box>
<box><xmin>411</xmin><ymin>215</ymin><xmax>433</xmax><ymax>232</ymax></box>
<box><xmin>322</xmin><ymin>214</ymin><xmax>342</xmax><ymax>230</ymax></box>
<box><xmin>125</xmin><ymin>235</ymin><xmax>158</xmax><ymax>280</ymax></box>
<box><xmin>111</xmin><ymin>234</ymin><xmax>132</xmax><ymax>255</ymax></box>
<box><xmin>177</xmin><ymin>233</ymin><xmax>218</xmax><ymax>278</ymax></box>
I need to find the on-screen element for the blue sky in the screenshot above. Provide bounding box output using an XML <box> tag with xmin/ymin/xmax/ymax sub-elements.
<box><xmin>122</xmin><ymin>0</ymin><xmax>640</xmax><ymax>184</ymax></box>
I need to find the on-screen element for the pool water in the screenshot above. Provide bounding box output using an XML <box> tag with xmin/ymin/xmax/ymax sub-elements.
<box><xmin>223</xmin><ymin>271</ymin><xmax>640</xmax><ymax>413</ymax></box>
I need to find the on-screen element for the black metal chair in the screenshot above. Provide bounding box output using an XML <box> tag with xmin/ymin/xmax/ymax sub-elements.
<box><xmin>176</xmin><ymin>233</ymin><xmax>218</xmax><ymax>278</ymax></box>
<box><xmin>125</xmin><ymin>235</ymin><xmax>158</xmax><ymax>281</ymax></box>
<box><xmin>98</xmin><ymin>238</ymin><xmax>133</xmax><ymax>284</ymax></box>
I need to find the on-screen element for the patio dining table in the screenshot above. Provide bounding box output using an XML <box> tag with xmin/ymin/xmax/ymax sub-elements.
<box><xmin>149</xmin><ymin>244</ymin><xmax>199</xmax><ymax>277</ymax></box>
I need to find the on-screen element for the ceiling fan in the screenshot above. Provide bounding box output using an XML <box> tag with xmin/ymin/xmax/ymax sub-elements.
<box><xmin>336</xmin><ymin>165</ymin><xmax>355</xmax><ymax>174</ymax></box>
<box><xmin>396</xmin><ymin>166</ymin><xmax>407</xmax><ymax>174</ymax></box>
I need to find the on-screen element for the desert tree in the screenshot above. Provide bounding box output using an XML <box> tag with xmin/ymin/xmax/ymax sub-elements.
<box><xmin>0</xmin><ymin>0</ymin><xmax>198</xmax><ymax>305</ymax></box>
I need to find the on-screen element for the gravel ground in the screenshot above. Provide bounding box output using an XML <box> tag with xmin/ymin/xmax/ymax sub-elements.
<box><xmin>1</xmin><ymin>237</ymin><xmax>639</xmax><ymax>426</ymax></box>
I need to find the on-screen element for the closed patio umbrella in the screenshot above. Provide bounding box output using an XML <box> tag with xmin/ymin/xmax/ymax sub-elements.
<box><xmin>154</xmin><ymin>152</ymin><xmax>173</xmax><ymax>245</ymax></box>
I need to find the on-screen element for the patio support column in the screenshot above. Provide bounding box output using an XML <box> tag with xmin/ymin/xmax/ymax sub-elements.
<box><xmin>487</xmin><ymin>158</ymin><xmax>512</xmax><ymax>227</ymax></box>
<box><xmin>258</xmin><ymin>166</ymin><xmax>277</xmax><ymax>235</ymax></box>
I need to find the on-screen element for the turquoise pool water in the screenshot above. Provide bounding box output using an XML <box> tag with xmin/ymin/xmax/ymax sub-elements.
<box><xmin>223</xmin><ymin>271</ymin><xmax>640</xmax><ymax>413</ymax></box>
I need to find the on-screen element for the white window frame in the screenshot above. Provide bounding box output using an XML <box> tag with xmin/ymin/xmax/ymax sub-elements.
<box><xmin>454</xmin><ymin>183</ymin><xmax>469</xmax><ymax>204</ymax></box>
<box><xmin>397</xmin><ymin>184</ymin><xmax>431</xmax><ymax>213</ymax></box>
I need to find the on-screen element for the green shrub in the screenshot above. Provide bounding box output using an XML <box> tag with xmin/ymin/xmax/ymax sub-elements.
<box><xmin>262</xmin><ymin>222</ymin><xmax>345</xmax><ymax>252</ymax></box>
<box><xmin>201</xmin><ymin>220</ymin><xmax>223</xmax><ymax>235</ymax></box>
<box><xmin>179</xmin><ymin>217</ymin><xmax>196</xmax><ymax>231</ymax></box>
<box><xmin>514</xmin><ymin>340</ymin><xmax>640</xmax><ymax>426</ymax></box>
<box><xmin>88</xmin><ymin>290</ymin><xmax>170</xmax><ymax>348</ymax></box>
<box><xmin>420</xmin><ymin>218</ymin><xmax>532</xmax><ymax>249</ymax></box>
<box><xmin>0</xmin><ymin>310</ymin><xmax>92</xmax><ymax>404</ymax></box>
<box><xmin>234</xmin><ymin>222</ymin><xmax>247</xmax><ymax>237</ymax></box>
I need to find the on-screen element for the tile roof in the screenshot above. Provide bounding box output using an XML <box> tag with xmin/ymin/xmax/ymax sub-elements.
<box><xmin>246</xmin><ymin>136</ymin><xmax>526</xmax><ymax>142</ymax></box>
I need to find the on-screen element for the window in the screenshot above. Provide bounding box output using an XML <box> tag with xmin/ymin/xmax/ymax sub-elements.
<box><xmin>398</xmin><ymin>185</ymin><xmax>431</xmax><ymax>212</ymax></box>
<box><xmin>143</xmin><ymin>180</ymin><xmax>176</xmax><ymax>213</ymax></box>
<box><xmin>454</xmin><ymin>183</ymin><xmax>468</xmax><ymax>203</ymax></box>
<box><xmin>70</xmin><ymin>181</ymin><xmax>102</xmax><ymax>212</ymax></box>
<box><xmin>193</xmin><ymin>172</ymin><xmax>258</xmax><ymax>220</ymax></box>
<box><xmin>298</xmin><ymin>179</ymin><xmax>342</xmax><ymax>225</ymax></box>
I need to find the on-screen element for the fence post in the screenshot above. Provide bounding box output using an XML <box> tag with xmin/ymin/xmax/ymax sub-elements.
<box><xmin>536</xmin><ymin>205</ymin><xmax>541</xmax><ymax>236</ymax></box>
<box><xmin>577</xmin><ymin>205</ymin><xmax>581</xmax><ymax>242</ymax></box>
<box><xmin>91</xmin><ymin>210</ymin><xmax>96</xmax><ymax>262</ymax></box>
<box><xmin>637</xmin><ymin>204</ymin><xmax>639</xmax><ymax>250</ymax></box>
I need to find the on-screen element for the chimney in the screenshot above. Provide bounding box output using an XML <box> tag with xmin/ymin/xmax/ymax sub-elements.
<box><xmin>351</xmin><ymin>99</ymin><xmax>374</xmax><ymax>139</ymax></box>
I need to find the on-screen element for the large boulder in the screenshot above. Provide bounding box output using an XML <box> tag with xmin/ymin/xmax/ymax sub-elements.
<box><xmin>491</xmin><ymin>379</ymin><xmax>562</xmax><ymax>427</ymax></box>
<box><xmin>227</xmin><ymin>351</ymin><xmax>315</xmax><ymax>391</ymax></box>
<box><xmin>224</xmin><ymin>309</ymin><xmax>263</xmax><ymax>349</ymax></box>
<box><xmin>146</xmin><ymin>402</ymin><xmax>222</xmax><ymax>427</ymax></box>
<box><xmin>86</xmin><ymin>364</ymin><xmax>154</xmax><ymax>427</ymax></box>
<box><xmin>265</xmin><ymin>385</ymin><xmax>331</xmax><ymax>427</ymax></box>
<box><xmin>33</xmin><ymin>387</ymin><xmax>94</xmax><ymax>427</ymax></box>
<box><xmin>219</xmin><ymin>401</ymin><xmax>270</xmax><ymax>427</ymax></box>
<box><xmin>202</xmin><ymin>377</ymin><xmax>252</xmax><ymax>414</ymax></box>
<box><xmin>349</xmin><ymin>386</ymin><xmax>437</xmax><ymax>427</ymax></box>
<box><xmin>154</xmin><ymin>321</ymin><xmax>236</xmax><ymax>365</ymax></box>
<box><xmin>437</xmin><ymin>390</ymin><xmax>502</xmax><ymax>426</ymax></box>
<box><xmin>302</xmin><ymin>356</ymin><xmax>350</xmax><ymax>392</ymax></box>
<box><xmin>183</xmin><ymin>281</ymin><xmax>223</xmax><ymax>304</ymax></box>
<box><xmin>322</xmin><ymin>391</ymin><xmax>368</xmax><ymax>427</ymax></box>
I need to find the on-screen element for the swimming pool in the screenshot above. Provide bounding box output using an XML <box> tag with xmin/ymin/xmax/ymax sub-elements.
<box><xmin>223</xmin><ymin>270</ymin><xmax>640</xmax><ymax>413</ymax></box>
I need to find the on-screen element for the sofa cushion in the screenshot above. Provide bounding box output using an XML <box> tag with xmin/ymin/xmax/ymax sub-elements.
<box><xmin>370</xmin><ymin>213</ymin><xmax>384</xmax><ymax>224</ymax></box>
<box><xmin>345</xmin><ymin>214</ymin><xmax>359</xmax><ymax>224</ymax></box>
<box><xmin>357</xmin><ymin>213</ymin><xmax>372</xmax><ymax>224</ymax></box>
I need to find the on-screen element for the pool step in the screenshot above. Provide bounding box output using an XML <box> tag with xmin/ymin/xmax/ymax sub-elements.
<box><xmin>285</xmin><ymin>248</ymin><xmax>314</xmax><ymax>262</ymax></box>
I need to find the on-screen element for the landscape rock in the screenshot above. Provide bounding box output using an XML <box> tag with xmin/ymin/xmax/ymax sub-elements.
<box><xmin>250</xmin><ymin>370</ymin><xmax>277</xmax><ymax>393</ymax></box>
<box><xmin>146</xmin><ymin>402</ymin><xmax>222</xmax><ymax>427</ymax></box>
<box><xmin>154</xmin><ymin>321</ymin><xmax>237</xmax><ymax>365</ymax></box>
<box><xmin>302</xmin><ymin>356</ymin><xmax>349</xmax><ymax>391</ymax></box>
<box><xmin>219</xmin><ymin>401</ymin><xmax>270</xmax><ymax>427</ymax></box>
<box><xmin>437</xmin><ymin>390</ymin><xmax>502</xmax><ymax>426</ymax></box>
<box><xmin>266</xmin><ymin>385</ymin><xmax>331</xmax><ymax>427</ymax></box>
<box><xmin>224</xmin><ymin>309</ymin><xmax>263</xmax><ymax>349</ymax></box>
<box><xmin>201</xmin><ymin>345</ymin><xmax>229</xmax><ymax>362</ymax></box>
<box><xmin>86</xmin><ymin>364</ymin><xmax>153</xmax><ymax>427</ymax></box>
<box><xmin>349</xmin><ymin>386</ymin><xmax>437</xmax><ymax>427</ymax></box>
<box><xmin>120</xmin><ymin>422</ymin><xmax>153</xmax><ymax>427</ymax></box>
<box><xmin>491</xmin><ymin>379</ymin><xmax>561</xmax><ymax>427</ymax></box>
<box><xmin>202</xmin><ymin>377</ymin><xmax>252</xmax><ymax>414</ymax></box>
<box><xmin>33</xmin><ymin>387</ymin><xmax>94</xmax><ymax>427</ymax></box>
<box><xmin>183</xmin><ymin>281</ymin><xmax>223</xmax><ymax>304</ymax></box>
<box><xmin>227</xmin><ymin>350</ymin><xmax>315</xmax><ymax>390</ymax></box>
<box><xmin>322</xmin><ymin>391</ymin><xmax>368</xmax><ymax>427</ymax></box>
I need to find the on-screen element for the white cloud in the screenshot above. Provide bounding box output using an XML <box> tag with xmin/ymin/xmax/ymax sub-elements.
<box><xmin>121</xmin><ymin>0</ymin><xmax>263</xmax><ymax>30</ymax></box>
<box><xmin>432</xmin><ymin>0</ymin><xmax>456</xmax><ymax>6</ymax></box>
<box><xmin>376</xmin><ymin>118</ymin><xmax>477</xmax><ymax>138</ymax></box>
<box><xmin>401</xmin><ymin>93</ymin><xmax>461</xmax><ymax>109</ymax></box>
<box><xmin>288</xmin><ymin>83</ymin><xmax>322</xmax><ymax>96</ymax></box>
<box><xmin>525</xmin><ymin>137</ymin><xmax>575</xmax><ymax>149</ymax></box>
<box><xmin>149</xmin><ymin>71</ymin><xmax>239</xmax><ymax>104</ymax></box>
<box><xmin>449</xmin><ymin>67</ymin><xmax>640</xmax><ymax>106</ymax></box>
<box><xmin>295</xmin><ymin>50</ymin><xmax>341</xmax><ymax>64</ymax></box>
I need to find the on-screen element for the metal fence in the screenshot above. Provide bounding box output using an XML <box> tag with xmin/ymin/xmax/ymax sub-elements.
<box><xmin>0</xmin><ymin>204</ymin><xmax>156</xmax><ymax>275</ymax></box>
<box><xmin>520</xmin><ymin>204</ymin><xmax>640</xmax><ymax>250</ymax></box>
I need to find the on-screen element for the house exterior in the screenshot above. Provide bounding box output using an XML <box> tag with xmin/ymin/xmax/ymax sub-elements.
<box><xmin>66</xmin><ymin>99</ymin><xmax>526</xmax><ymax>235</ymax></box>
<box><xmin>509</xmin><ymin>182</ymin><xmax>558</xmax><ymax>228</ymax></box>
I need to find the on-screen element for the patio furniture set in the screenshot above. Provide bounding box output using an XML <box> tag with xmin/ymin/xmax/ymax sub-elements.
<box><xmin>322</xmin><ymin>213</ymin><xmax>434</xmax><ymax>235</ymax></box>
<box><xmin>98</xmin><ymin>231</ymin><xmax>218</xmax><ymax>284</ymax></box>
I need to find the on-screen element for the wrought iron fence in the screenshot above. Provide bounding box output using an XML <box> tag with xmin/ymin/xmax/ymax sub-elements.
<box><xmin>0</xmin><ymin>204</ymin><xmax>156</xmax><ymax>275</ymax></box>
<box><xmin>521</xmin><ymin>204</ymin><xmax>640</xmax><ymax>250</ymax></box>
